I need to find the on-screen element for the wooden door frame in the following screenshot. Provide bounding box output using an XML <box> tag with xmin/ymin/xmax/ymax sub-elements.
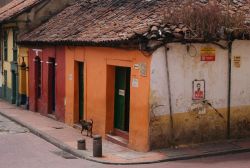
<box><xmin>73</xmin><ymin>61</ymin><xmax>85</xmax><ymax>123</ymax></box>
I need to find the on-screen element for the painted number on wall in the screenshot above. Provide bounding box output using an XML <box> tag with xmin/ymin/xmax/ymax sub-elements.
<box><xmin>234</xmin><ymin>56</ymin><xmax>241</xmax><ymax>68</ymax></box>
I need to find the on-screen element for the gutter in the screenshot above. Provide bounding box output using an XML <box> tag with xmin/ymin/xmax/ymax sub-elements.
<box><xmin>0</xmin><ymin>24</ymin><xmax>3</xmax><ymax>78</ymax></box>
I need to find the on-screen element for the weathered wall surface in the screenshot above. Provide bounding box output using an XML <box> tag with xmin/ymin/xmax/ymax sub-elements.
<box><xmin>231</xmin><ymin>40</ymin><xmax>250</xmax><ymax>138</ymax></box>
<box><xmin>150</xmin><ymin>41</ymin><xmax>250</xmax><ymax>148</ymax></box>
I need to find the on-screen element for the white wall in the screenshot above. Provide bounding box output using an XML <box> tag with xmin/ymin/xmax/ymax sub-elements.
<box><xmin>150</xmin><ymin>47</ymin><xmax>170</xmax><ymax>116</ymax></box>
<box><xmin>151</xmin><ymin>42</ymin><xmax>229</xmax><ymax>115</ymax></box>
<box><xmin>231</xmin><ymin>40</ymin><xmax>250</xmax><ymax>106</ymax></box>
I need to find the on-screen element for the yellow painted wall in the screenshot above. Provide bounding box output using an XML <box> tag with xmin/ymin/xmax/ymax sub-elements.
<box><xmin>65</xmin><ymin>46</ymin><xmax>151</xmax><ymax>152</ymax></box>
<box><xmin>3</xmin><ymin>27</ymin><xmax>14</xmax><ymax>89</ymax></box>
<box><xmin>18</xmin><ymin>47</ymin><xmax>28</xmax><ymax>96</ymax></box>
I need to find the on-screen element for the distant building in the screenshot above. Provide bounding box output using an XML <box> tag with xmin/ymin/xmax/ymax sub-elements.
<box><xmin>0</xmin><ymin>0</ymin><xmax>13</xmax><ymax>7</ymax></box>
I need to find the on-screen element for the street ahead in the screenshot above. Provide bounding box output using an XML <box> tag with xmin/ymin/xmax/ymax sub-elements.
<box><xmin>0</xmin><ymin>114</ymin><xmax>250</xmax><ymax>168</ymax></box>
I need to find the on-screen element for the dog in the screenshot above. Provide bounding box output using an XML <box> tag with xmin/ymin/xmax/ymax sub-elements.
<box><xmin>80</xmin><ymin>119</ymin><xmax>93</xmax><ymax>137</ymax></box>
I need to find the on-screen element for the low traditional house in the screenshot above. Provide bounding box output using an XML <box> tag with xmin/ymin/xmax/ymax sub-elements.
<box><xmin>19</xmin><ymin>0</ymin><xmax>250</xmax><ymax>151</ymax></box>
<box><xmin>0</xmin><ymin>0</ymin><xmax>75</xmax><ymax>108</ymax></box>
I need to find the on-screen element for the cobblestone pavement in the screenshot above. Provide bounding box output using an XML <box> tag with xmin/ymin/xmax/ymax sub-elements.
<box><xmin>0</xmin><ymin>114</ymin><xmax>29</xmax><ymax>134</ymax></box>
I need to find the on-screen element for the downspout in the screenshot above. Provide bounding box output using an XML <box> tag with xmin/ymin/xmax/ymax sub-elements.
<box><xmin>164</xmin><ymin>45</ymin><xmax>174</xmax><ymax>144</ymax></box>
<box><xmin>0</xmin><ymin>24</ymin><xmax>3</xmax><ymax>79</ymax></box>
<box><xmin>227</xmin><ymin>40</ymin><xmax>232</xmax><ymax>139</ymax></box>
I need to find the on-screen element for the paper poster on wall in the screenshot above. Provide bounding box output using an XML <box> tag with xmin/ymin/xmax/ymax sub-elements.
<box><xmin>200</xmin><ymin>47</ymin><xmax>216</xmax><ymax>61</ymax></box>
<box><xmin>192</xmin><ymin>80</ymin><xmax>205</xmax><ymax>100</ymax></box>
<box><xmin>139</xmin><ymin>63</ymin><xmax>147</xmax><ymax>77</ymax></box>
<box><xmin>132</xmin><ymin>78</ymin><xmax>139</xmax><ymax>88</ymax></box>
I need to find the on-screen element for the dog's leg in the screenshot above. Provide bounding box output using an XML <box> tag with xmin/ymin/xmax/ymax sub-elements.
<box><xmin>81</xmin><ymin>127</ymin><xmax>83</xmax><ymax>134</ymax></box>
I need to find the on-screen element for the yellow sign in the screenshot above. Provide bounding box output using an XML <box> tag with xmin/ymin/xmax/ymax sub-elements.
<box><xmin>201</xmin><ymin>47</ymin><xmax>216</xmax><ymax>61</ymax></box>
<box><xmin>234</xmin><ymin>56</ymin><xmax>241</xmax><ymax>68</ymax></box>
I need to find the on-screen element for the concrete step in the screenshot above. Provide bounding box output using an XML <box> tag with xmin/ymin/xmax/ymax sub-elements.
<box><xmin>106</xmin><ymin>134</ymin><xmax>128</xmax><ymax>147</ymax></box>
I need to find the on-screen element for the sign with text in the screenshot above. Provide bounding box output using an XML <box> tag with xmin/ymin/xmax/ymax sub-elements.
<box><xmin>201</xmin><ymin>47</ymin><xmax>216</xmax><ymax>61</ymax></box>
<box><xmin>234</xmin><ymin>56</ymin><xmax>241</xmax><ymax>68</ymax></box>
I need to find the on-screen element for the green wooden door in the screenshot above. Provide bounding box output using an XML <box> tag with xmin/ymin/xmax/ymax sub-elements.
<box><xmin>79</xmin><ymin>62</ymin><xmax>84</xmax><ymax>121</ymax></box>
<box><xmin>114</xmin><ymin>67</ymin><xmax>130</xmax><ymax>131</ymax></box>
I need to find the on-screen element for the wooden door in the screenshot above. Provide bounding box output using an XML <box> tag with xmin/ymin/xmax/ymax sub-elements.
<box><xmin>114</xmin><ymin>67</ymin><xmax>130</xmax><ymax>132</ymax></box>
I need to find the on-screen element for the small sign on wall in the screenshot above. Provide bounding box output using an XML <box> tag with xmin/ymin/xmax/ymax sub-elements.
<box><xmin>201</xmin><ymin>47</ymin><xmax>216</xmax><ymax>61</ymax></box>
<box><xmin>139</xmin><ymin>63</ymin><xmax>147</xmax><ymax>77</ymax></box>
<box><xmin>132</xmin><ymin>78</ymin><xmax>139</xmax><ymax>88</ymax></box>
<box><xmin>192</xmin><ymin>80</ymin><xmax>205</xmax><ymax>100</ymax></box>
<box><xmin>119</xmin><ymin>89</ymin><xmax>125</xmax><ymax>96</ymax></box>
<box><xmin>233</xmin><ymin>56</ymin><xmax>241</xmax><ymax>68</ymax></box>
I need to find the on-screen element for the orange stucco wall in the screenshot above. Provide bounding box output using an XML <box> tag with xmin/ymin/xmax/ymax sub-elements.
<box><xmin>65</xmin><ymin>46</ymin><xmax>151</xmax><ymax>151</ymax></box>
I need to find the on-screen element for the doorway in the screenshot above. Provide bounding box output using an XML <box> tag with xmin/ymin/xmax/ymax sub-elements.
<box><xmin>11</xmin><ymin>71</ymin><xmax>16</xmax><ymax>104</ymax></box>
<box><xmin>78</xmin><ymin>62</ymin><xmax>84</xmax><ymax>121</ymax></box>
<box><xmin>114</xmin><ymin>67</ymin><xmax>131</xmax><ymax>134</ymax></box>
<box><xmin>3</xmin><ymin>70</ymin><xmax>7</xmax><ymax>98</ymax></box>
<box><xmin>48</xmin><ymin>57</ymin><xmax>56</xmax><ymax>114</ymax></box>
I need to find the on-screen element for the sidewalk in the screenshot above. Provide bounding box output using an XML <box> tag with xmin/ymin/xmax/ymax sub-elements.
<box><xmin>1</xmin><ymin>99</ymin><xmax>250</xmax><ymax>165</ymax></box>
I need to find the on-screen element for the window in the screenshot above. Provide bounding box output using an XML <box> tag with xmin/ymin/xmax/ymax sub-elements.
<box><xmin>13</xmin><ymin>29</ymin><xmax>17</xmax><ymax>62</ymax></box>
<box><xmin>3</xmin><ymin>30</ymin><xmax>8</xmax><ymax>61</ymax></box>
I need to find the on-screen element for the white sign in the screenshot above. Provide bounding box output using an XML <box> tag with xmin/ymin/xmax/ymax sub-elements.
<box><xmin>32</xmin><ymin>49</ymin><xmax>42</xmax><ymax>56</ymax></box>
<box><xmin>119</xmin><ymin>89</ymin><xmax>125</xmax><ymax>96</ymax></box>
<box><xmin>134</xmin><ymin>64</ymin><xmax>140</xmax><ymax>70</ymax></box>
<box><xmin>132</xmin><ymin>78</ymin><xmax>139</xmax><ymax>88</ymax></box>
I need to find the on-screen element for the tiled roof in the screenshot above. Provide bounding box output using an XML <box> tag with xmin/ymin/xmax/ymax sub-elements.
<box><xmin>0</xmin><ymin>0</ymin><xmax>42</xmax><ymax>22</ymax></box>
<box><xmin>18</xmin><ymin>0</ymin><xmax>250</xmax><ymax>45</ymax></box>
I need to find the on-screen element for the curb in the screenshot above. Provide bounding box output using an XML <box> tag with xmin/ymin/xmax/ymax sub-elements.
<box><xmin>1</xmin><ymin>110</ymin><xmax>250</xmax><ymax>165</ymax></box>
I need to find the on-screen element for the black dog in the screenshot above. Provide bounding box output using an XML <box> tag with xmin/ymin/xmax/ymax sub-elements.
<box><xmin>80</xmin><ymin>119</ymin><xmax>93</xmax><ymax>137</ymax></box>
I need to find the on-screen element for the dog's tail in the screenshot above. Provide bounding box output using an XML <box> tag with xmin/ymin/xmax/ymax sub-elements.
<box><xmin>90</xmin><ymin>119</ymin><xmax>93</xmax><ymax>125</ymax></box>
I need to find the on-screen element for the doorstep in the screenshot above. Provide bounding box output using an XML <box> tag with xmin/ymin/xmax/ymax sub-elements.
<box><xmin>106</xmin><ymin>134</ymin><xmax>129</xmax><ymax>147</ymax></box>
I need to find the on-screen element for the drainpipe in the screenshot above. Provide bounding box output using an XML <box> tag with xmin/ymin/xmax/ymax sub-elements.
<box><xmin>227</xmin><ymin>40</ymin><xmax>232</xmax><ymax>139</ymax></box>
<box><xmin>164</xmin><ymin>45</ymin><xmax>174</xmax><ymax>143</ymax></box>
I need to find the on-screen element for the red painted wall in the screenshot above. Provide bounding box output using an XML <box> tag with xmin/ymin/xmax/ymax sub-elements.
<box><xmin>28</xmin><ymin>46</ymin><xmax>65</xmax><ymax>122</ymax></box>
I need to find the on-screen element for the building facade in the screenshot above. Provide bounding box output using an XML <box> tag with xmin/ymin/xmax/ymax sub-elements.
<box><xmin>28</xmin><ymin>47</ymin><xmax>65</xmax><ymax>121</ymax></box>
<box><xmin>0</xmin><ymin>0</ymin><xmax>75</xmax><ymax>107</ymax></box>
<box><xmin>17</xmin><ymin>0</ymin><xmax>250</xmax><ymax>151</ymax></box>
